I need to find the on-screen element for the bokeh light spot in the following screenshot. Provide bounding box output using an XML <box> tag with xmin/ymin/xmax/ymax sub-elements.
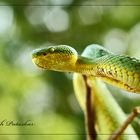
<box><xmin>43</xmin><ymin>8</ymin><xmax>70</xmax><ymax>32</ymax></box>
<box><xmin>0</xmin><ymin>5</ymin><xmax>14</xmax><ymax>34</ymax></box>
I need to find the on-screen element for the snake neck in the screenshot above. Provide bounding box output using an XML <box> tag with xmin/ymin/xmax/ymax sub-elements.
<box><xmin>74</xmin><ymin>56</ymin><xmax>97</xmax><ymax>75</ymax></box>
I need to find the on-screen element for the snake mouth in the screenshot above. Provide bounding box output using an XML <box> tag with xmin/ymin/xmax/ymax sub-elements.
<box><xmin>32</xmin><ymin>57</ymin><xmax>38</xmax><ymax>66</ymax></box>
<box><xmin>32</xmin><ymin>57</ymin><xmax>47</xmax><ymax>69</ymax></box>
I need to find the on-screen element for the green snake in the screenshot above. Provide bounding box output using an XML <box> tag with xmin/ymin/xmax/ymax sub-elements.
<box><xmin>32</xmin><ymin>44</ymin><xmax>140</xmax><ymax>140</ymax></box>
<box><xmin>32</xmin><ymin>44</ymin><xmax>140</xmax><ymax>93</ymax></box>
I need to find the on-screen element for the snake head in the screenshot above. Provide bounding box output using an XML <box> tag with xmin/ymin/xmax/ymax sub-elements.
<box><xmin>32</xmin><ymin>45</ymin><xmax>78</xmax><ymax>72</ymax></box>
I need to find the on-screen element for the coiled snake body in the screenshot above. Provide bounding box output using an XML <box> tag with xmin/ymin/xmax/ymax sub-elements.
<box><xmin>32</xmin><ymin>44</ymin><xmax>140</xmax><ymax>140</ymax></box>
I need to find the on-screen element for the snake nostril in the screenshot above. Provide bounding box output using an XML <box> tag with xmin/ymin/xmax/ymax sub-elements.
<box><xmin>42</xmin><ymin>52</ymin><xmax>46</xmax><ymax>56</ymax></box>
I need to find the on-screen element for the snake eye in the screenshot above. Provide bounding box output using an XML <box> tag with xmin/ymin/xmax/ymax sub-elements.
<box><xmin>50</xmin><ymin>48</ymin><xmax>55</xmax><ymax>52</ymax></box>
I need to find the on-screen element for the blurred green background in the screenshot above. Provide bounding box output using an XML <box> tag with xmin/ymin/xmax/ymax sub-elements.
<box><xmin>1</xmin><ymin>0</ymin><xmax>140</xmax><ymax>140</ymax></box>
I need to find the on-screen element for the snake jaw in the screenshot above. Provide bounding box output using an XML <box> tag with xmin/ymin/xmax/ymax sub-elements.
<box><xmin>32</xmin><ymin>56</ymin><xmax>52</xmax><ymax>69</ymax></box>
<box><xmin>32</xmin><ymin>57</ymin><xmax>44</xmax><ymax>69</ymax></box>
